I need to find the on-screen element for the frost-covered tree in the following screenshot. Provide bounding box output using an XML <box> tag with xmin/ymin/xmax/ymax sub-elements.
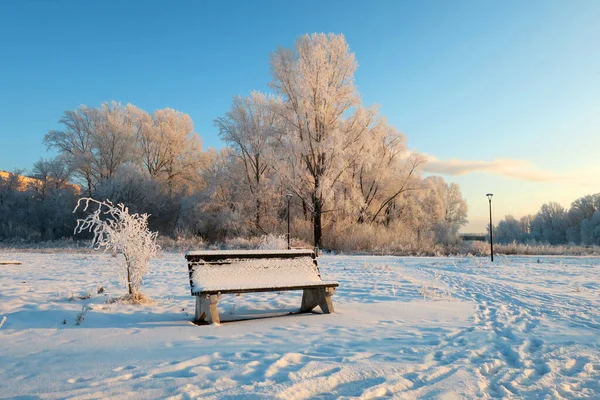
<box><xmin>519</xmin><ymin>215</ymin><xmax>534</xmax><ymax>241</ymax></box>
<box><xmin>151</xmin><ymin>108</ymin><xmax>204</xmax><ymax>195</ymax></box>
<box><xmin>270</xmin><ymin>33</ymin><xmax>374</xmax><ymax>247</ymax></box>
<box><xmin>580</xmin><ymin>210</ymin><xmax>600</xmax><ymax>245</ymax></box>
<box><xmin>93</xmin><ymin>101</ymin><xmax>138</xmax><ymax>181</ymax></box>
<box><xmin>531</xmin><ymin>202</ymin><xmax>568</xmax><ymax>245</ymax></box>
<box><xmin>495</xmin><ymin>215</ymin><xmax>522</xmax><ymax>244</ymax></box>
<box><xmin>495</xmin><ymin>194</ymin><xmax>600</xmax><ymax>245</ymax></box>
<box><xmin>346</xmin><ymin>123</ymin><xmax>425</xmax><ymax>225</ymax></box>
<box><xmin>33</xmin><ymin>34</ymin><xmax>486</xmax><ymax>252</ymax></box>
<box><xmin>44</xmin><ymin>106</ymin><xmax>98</xmax><ymax>195</ymax></box>
<box><xmin>29</xmin><ymin>157</ymin><xmax>76</xmax><ymax>240</ymax></box>
<box><xmin>0</xmin><ymin>170</ymin><xmax>30</xmax><ymax>239</ymax></box>
<box><xmin>215</xmin><ymin>91</ymin><xmax>282</xmax><ymax>232</ymax></box>
<box><xmin>420</xmin><ymin>177</ymin><xmax>468</xmax><ymax>245</ymax></box>
<box><xmin>0</xmin><ymin>168</ymin><xmax>77</xmax><ymax>241</ymax></box>
<box><xmin>74</xmin><ymin>198</ymin><xmax>159</xmax><ymax>300</ymax></box>
<box><xmin>45</xmin><ymin>102</ymin><xmax>203</xmax><ymax>199</ymax></box>
<box><xmin>423</xmin><ymin>177</ymin><xmax>468</xmax><ymax>227</ymax></box>
<box><xmin>31</xmin><ymin>157</ymin><xmax>72</xmax><ymax>199</ymax></box>
<box><xmin>567</xmin><ymin>194</ymin><xmax>600</xmax><ymax>244</ymax></box>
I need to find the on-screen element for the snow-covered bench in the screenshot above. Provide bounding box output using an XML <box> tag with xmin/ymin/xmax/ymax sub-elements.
<box><xmin>185</xmin><ymin>249</ymin><xmax>339</xmax><ymax>324</ymax></box>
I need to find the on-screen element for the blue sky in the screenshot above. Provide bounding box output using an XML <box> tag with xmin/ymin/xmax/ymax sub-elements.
<box><xmin>1</xmin><ymin>0</ymin><xmax>598</xmax><ymax>231</ymax></box>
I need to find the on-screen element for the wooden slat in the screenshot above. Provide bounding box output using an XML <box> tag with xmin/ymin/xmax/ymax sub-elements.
<box><xmin>194</xmin><ymin>282</ymin><xmax>338</xmax><ymax>296</ymax></box>
<box><xmin>186</xmin><ymin>250</ymin><xmax>314</xmax><ymax>263</ymax></box>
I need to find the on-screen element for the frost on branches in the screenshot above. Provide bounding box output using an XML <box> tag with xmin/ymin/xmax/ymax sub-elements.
<box><xmin>73</xmin><ymin>198</ymin><xmax>159</xmax><ymax>300</ymax></box>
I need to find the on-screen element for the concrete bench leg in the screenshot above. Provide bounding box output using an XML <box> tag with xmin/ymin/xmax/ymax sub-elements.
<box><xmin>320</xmin><ymin>287</ymin><xmax>335</xmax><ymax>314</ymax></box>
<box><xmin>300</xmin><ymin>287</ymin><xmax>335</xmax><ymax>314</ymax></box>
<box><xmin>195</xmin><ymin>294</ymin><xmax>220</xmax><ymax>324</ymax></box>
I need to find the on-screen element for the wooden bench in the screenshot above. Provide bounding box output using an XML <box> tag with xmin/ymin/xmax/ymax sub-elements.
<box><xmin>185</xmin><ymin>249</ymin><xmax>339</xmax><ymax>324</ymax></box>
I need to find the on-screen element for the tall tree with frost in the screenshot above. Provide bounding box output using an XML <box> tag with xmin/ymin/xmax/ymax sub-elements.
<box><xmin>581</xmin><ymin>210</ymin><xmax>600</xmax><ymax>245</ymax></box>
<box><xmin>93</xmin><ymin>101</ymin><xmax>138</xmax><ymax>181</ymax></box>
<box><xmin>152</xmin><ymin>108</ymin><xmax>204</xmax><ymax>195</ymax></box>
<box><xmin>44</xmin><ymin>106</ymin><xmax>98</xmax><ymax>196</ymax></box>
<box><xmin>73</xmin><ymin>198</ymin><xmax>159</xmax><ymax>300</ymax></box>
<box><xmin>420</xmin><ymin>177</ymin><xmax>468</xmax><ymax>244</ymax></box>
<box><xmin>567</xmin><ymin>193</ymin><xmax>600</xmax><ymax>243</ymax></box>
<box><xmin>271</xmin><ymin>33</ymin><xmax>371</xmax><ymax>248</ymax></box>
<box><xmin>215</xmin><ymin>91</ymin><xmax>281</xmax><ymax>232</ymax></box>
<box><xmin>494</xmin><ymin>215</ymin><xmax>522</xmax><ymax>244</ymax></box>
<box><xmin>531</xmin><ymin>202</ymin><xmax>568</xmax><ymax>245</ymax></box>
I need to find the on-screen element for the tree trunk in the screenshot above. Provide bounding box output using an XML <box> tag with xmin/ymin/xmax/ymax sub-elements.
<box><xmin>313</xmin><ymin>194</ymin><xmax>322</xmax><ymax>249</ymax></box>
<box><xmin>125</xmin><ymin>254</ymin><xmax>133</xmax><ymax>296</ymax></box>
<box><xmin>86</xmin><ymin>173</ymin><xmax>93</xmax><ymax>197</ymax></box>
<box><xmin>302</xmin><ymin>199</ymin><xmax>308</xmax><ymax>220</ymax></box>
<box><xmin>256</xmin><ymin>198</ymin><xmax>261</xmax><ymax>229</ymax></box>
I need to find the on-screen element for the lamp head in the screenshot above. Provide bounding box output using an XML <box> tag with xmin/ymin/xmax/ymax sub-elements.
<box><xmin>486</xmin><ymin>193</ymin><xmax>493</xmax><ymax>201</ymax></box>
<box><xmin>286</xmin><ymin>193</ymin><xmax>293</xmax><ymax>200</ymax></box>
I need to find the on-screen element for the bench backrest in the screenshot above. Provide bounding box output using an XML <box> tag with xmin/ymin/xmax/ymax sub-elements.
<box><xmin>185</xmin><ymin>250</ymin><xmax>322</xmax><ymax>295</ymax></box>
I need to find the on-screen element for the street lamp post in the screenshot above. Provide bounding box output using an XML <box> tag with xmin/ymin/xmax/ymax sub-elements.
<box><xmin>286</xmin><ymin>193</ymin><xmax>293</xmax><ymax>250</ymax></box>
<box><xmin>486</xmin><ymin>193</ymin><xmax>494</xmax><ymax>262</ymax></box>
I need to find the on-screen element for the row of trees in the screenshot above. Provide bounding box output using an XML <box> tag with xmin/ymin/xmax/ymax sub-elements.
<box><xmin>0</xmin><ymin>164</ymin><xmax>77</xmax><ymax>241</ymax></box>
<box><xmin>1</xmin><ymin>33</ymin><xmax>469</xmax><ymax>250</ymax></box>
<box><xmin>494</xmin><ymin>194</ymin><xmax>600</xmax><ymax>245</ymax></box>
<box><xmin>209</xmin><ymin>34</ymin><xmax>467</xmax><ymax>248</ymax></box>
<box><xmin>43</xmin><ymin>101</ymin><xmax>205</xmax><ymax>196</ymax></box>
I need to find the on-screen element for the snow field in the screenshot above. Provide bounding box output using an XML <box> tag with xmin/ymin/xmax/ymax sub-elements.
<box><xmin>0</xmin><ymin>252</ymin><xmax>599</xmax><ymax>398</ymax></box>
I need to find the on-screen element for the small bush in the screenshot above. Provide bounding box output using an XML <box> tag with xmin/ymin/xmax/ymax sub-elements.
<box><xmin>75</xmin><ymin>305</ymin><xmax>91</xmax><ymax>326</ymax></box>
<box><xmin>258</xmin><ymin>234</ymin><xmax>288</xmax><ymax>250</ymax></box>
<box><xmin>74</xmin><ymin>198</ymin><xmax>159</xmax><ymax>298</ymax></box>
<box><xmin>463</xmin><ymin>240</ymin><xmax>490</xmax><ymax>256</ymax></box>
<box><xmin>322</xmin><ymin>220</ymin><xmax>440</xmax><ymax>256</ymax></box>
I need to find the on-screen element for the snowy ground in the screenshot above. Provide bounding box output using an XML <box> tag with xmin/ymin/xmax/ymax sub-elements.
<box><xmin>1</xmin><ymin>252</ymin><xmax>599</xmax><ymax>399</ymax></box>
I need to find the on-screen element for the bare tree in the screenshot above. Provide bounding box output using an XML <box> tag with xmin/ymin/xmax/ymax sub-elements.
<box><xmin>215</xmin><ymin>91</ymin><xmax>282</xmax><ymax>232</ymax></box>
<box><xmin>531</xmin><ymin>202</ymin><xmax>568</xmax><ymax>245</ymax></box>
<box><xmin>495</xmin><ymin>215</ymin><xmax>522</xmax><ymax>244</ymax></box>
<box><xmin>44</xmin><ymin>106</ymin><xmax>98</xmax><ymax>195</ymax></box>
<box><xmin>153</xmin><ymin>108</ymin><xmax>204</xmax><ymax>195</ymax></box>
<box><xmin>271</xmin><ymin>33</ymin><xmax>372</xmax><ymax>248</ymax></box>
<box><xmin>130</xmin><ymin>107</ymin><xmax>205</xmax><ymax>197</ymax></box>
<box><xmin>93</xmin><ymin>101</ymin><xmax>138</xmax><ymax>181</ymax></box>
<box><xmin>418</xmin><ymin>176</ymin><xmax>468</xmax><ymax>245</ymax></box>
<box><xmin>31</xmin><ymin>157</ymin><xmax>72</xmax><ymax>198</ymax></box>
<box><xmin>567</xmin><ymin>194</ymin><xmax>600</xmax><ymax>243</ymax></box>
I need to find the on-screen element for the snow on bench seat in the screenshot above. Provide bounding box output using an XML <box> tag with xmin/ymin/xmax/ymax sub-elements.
<box><xmin>189</xmin><ymin>256</ymin><xmax>337</xmax><ymax>295</ymax></box>
<box><xmin>185</xmin><ymin>250</ymin><xmax>338</xmax><ymax>324</ymax></box>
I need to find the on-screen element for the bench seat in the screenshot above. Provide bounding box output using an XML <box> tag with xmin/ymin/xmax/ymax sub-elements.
<box><xmin>186</xmin><ymin>249</ymin><xmax>338</xmax><ymax>324</ymax></box>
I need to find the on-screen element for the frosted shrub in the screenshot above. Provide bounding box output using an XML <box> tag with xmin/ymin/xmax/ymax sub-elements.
<box><xmin>258</xmin><ymin>234</ymin><xmax>288</xmax><ymax>250</ymax></box>
<box><xmin>73</xmin><ymin>198</ymin><xmax>159</xmax><ymax>301</ymax></box>
<box><xmin>323</xmin><ymin>220</ymin><xmax>438</xmax><ymax>255</ymax></box>
<box><xmin>223</xmin><ymin>236</ymin><xmax>263</xmax><ymax>250</ymax></box>
<box><xmin>75</xmin><ymin>305</ymin><xmax>92</xmax><ymax>326</ymax></box>
<box><xmin>465</xmin><ymin>240</ymin><xmax>490</xmax><ymax>256</ymax></box>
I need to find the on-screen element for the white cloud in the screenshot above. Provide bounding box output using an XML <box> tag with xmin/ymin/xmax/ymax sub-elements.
<box><xmin>422</xmin><ymin>155</ymin><xmax>567</xmax><ymax>182</ymax></box>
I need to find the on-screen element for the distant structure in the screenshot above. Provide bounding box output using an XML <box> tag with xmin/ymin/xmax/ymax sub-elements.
<box><xmin>460</xmin><ymin>233</ymin><xmax>486</xmax><ymax>242</ymax></box>
<box><xmin>0</xmin><ymin>170</ymin><xmax>80</xmax><ymax>195</ymax></box>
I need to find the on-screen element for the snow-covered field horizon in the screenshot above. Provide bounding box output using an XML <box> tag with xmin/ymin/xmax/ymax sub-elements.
<box><xmin>1</xmin><ymin>251</ymin><xmax>599</xmax><ymax>399</ymax></box>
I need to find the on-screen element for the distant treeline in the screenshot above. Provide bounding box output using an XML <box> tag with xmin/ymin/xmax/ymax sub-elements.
<box><xmin>0</xmin><ymin>34</ymin><xmax>470</xmax><ymax>253</ymax></box>
<box><xmin>494</xmin><ymin>194</ymin><xmax>600</xmax><ymax>246</ymax></box>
